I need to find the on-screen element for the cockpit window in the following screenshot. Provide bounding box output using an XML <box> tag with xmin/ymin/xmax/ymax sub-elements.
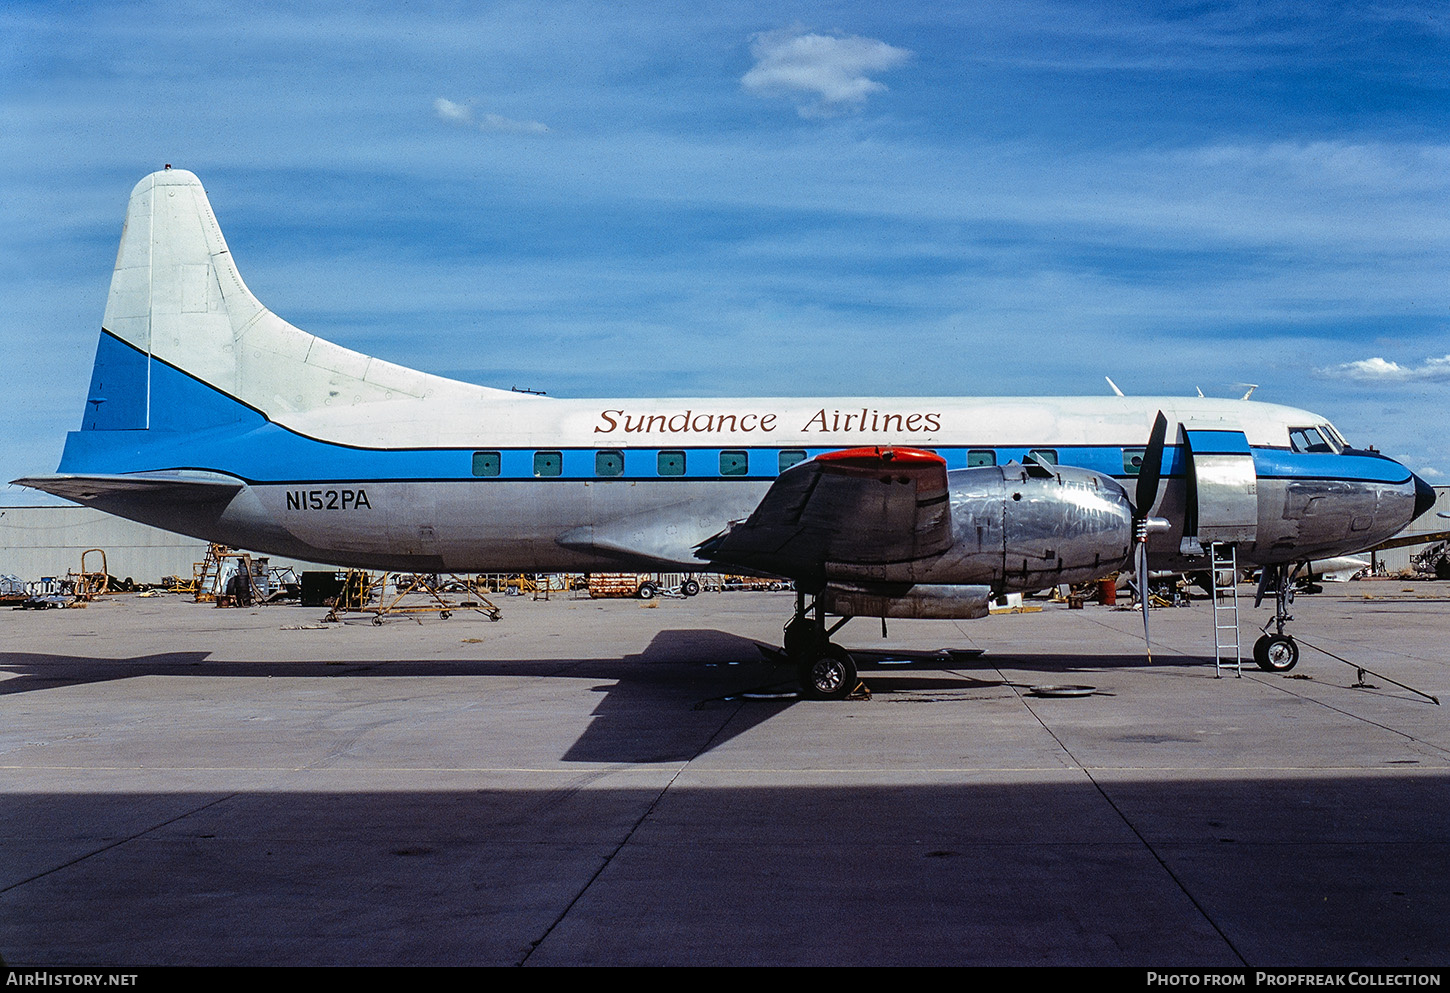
<box><xmin>1289</xmin><ymin>426</ymin><xmax>1335</xmax><ymax>454</ymax></box>
<box><xmin>1320</xmin><ymin>423</ymin><xmax>1348</xmax><ymax>451</ymax></box>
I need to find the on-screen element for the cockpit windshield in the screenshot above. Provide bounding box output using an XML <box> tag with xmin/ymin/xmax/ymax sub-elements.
<box><xmin>1289</xmin><ymin>425</ymin><xmax>1344</xmax><ymax>454</ymax></box>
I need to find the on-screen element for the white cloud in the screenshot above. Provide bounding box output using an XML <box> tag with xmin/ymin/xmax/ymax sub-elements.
<box><xmin>1319</xmin><ymin>355</ymin><xmax>1450</xmax><ymax>382</ymax></box>
<box><xmin>741</xmin><ymin>27</ymin><xmax>911</xmax><ymax>118</ymax></box>
<box><xmin>434</xmin><ymin>97</ymin><xmax>549</xmax><ymax>135</ymax></box>
<box><xmin>434</xmin><ymin>97</ymin><xmax>472</xmax><ymax>123</ymax></box>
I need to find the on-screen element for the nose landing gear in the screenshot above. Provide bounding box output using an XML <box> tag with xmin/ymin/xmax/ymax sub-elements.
<box><xmin>1253</xmin><ymin>563</ymin><xmax>1301</xmax><ymax>672</ymax></box>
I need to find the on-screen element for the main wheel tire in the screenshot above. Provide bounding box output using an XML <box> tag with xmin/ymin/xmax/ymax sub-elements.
<box><xmin>799</xmin><ymin>646</ymin><xmax>857</xmax><ymax>700</ymax></box>
<box><xmin>1254</xmin><ymin>634</ymin><xmax>1299</xmax><ymax>672</ymax></box>
<box><xmin>637</xmin><ymin>583</ymin><xmax>656</xmax><ymax>600</ymax></box>
<box><xmin>681</xmin><ymin>579</ymin><xmax>700</xmax><ymax>597</ymax></box>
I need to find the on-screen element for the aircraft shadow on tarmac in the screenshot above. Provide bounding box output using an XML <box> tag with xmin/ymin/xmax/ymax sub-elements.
<box><xmin>1</xmin><ymin>628</ymin><xmax>1207</xmax><ymax>764</ymax></box>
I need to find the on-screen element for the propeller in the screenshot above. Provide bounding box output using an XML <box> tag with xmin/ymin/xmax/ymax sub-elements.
<box><xmin>1133</xmin><ymin>412</ymin><xmax>1171</xmax><ymax>660</ymax></box>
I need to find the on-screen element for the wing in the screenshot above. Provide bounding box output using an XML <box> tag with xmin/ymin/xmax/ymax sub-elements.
<box><xmin>696</xmin><ymin>447</ymin><xmax>952</xmax><ymax>583</ymax></box>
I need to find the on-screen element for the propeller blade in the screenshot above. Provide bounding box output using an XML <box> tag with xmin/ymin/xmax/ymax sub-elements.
<box><xmin>1137</xmin><ymin>530</ymin><xmax>1152</xmax><ymax>662</ymax></box>
<box><xmin>1135</xmin><ymin>411</ymin><xmax>1168</xmax><ymax>514</ymax></box>
<box><xmin>1132</xmin><ymin>412</ymin><xmax>1167</xmax><ymax>663</ymax></box>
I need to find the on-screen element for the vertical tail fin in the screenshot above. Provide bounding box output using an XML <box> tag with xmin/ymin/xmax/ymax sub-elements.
<box><xmin>87</xmin><ymin>167</ymin><xmax>258</xmax><ymax>430</ymax></box>
<box><xmin>84</xmin><ymin>167</ymin><xmax>495</xmax><ymax>434</ymax></box>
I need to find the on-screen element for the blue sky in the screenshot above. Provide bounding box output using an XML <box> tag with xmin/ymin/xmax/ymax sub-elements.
<box><xmin>4</xmin><ymin>1</ymin><xmax>1449</xmax><ymax>503</ymax></box>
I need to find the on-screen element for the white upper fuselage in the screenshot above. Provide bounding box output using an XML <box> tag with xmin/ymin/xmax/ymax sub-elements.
<box><xmin>284</xmin><ymin>390</ymin><xmax>1327</xmax><ymax>453</ymax></box>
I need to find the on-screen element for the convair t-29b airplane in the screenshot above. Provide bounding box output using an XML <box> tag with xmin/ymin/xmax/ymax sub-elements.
<box><xmin>17</xmin><ymin>168</ymin><xmax>1435</xmax><ymax>697</ymax></box>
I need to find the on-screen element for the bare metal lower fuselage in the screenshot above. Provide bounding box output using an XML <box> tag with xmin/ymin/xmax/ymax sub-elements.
<box><xmin>76</xmin><ymin>468</ymin><xmax>1418</xmax><ymax>589</ymax></box>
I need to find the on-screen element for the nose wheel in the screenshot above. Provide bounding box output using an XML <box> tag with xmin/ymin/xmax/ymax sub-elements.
<box><xmin>1253</xmin><ymin>633</ymin><xmax>1299</xmax><ymax>671</ymax></box>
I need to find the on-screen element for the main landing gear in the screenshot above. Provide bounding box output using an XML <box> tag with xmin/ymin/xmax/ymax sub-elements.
<box><xmin>784</xmin><ymin>592</ymin><xmax>859</xmax><ymax>700</ymax></box>
<box><xmin>1253</xmin><ymin>563</ymin><xmax>1301</xmax><ymax>672</ymax></box>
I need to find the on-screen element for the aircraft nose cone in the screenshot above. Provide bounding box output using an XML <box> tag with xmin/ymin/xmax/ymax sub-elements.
<box><xmin>1412</xmin><ymin>472</ymin><xmax>1438</xmax><ymax>521</ymax></box>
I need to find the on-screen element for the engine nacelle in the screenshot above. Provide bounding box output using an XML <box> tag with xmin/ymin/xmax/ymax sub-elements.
<box><xmin>825</xmin><ymin>463</ymin><xmax>1135</xmax><ymax>593</ymax></box>
<box><xmin>821</xmin><ymin>583</ymin><xmax>993</xmax><ymax>620</ymax></box>
<box><xmin>988</xmin><ymin>462</ymin><xmax>1136</xmax><ymax>591</ymax></box>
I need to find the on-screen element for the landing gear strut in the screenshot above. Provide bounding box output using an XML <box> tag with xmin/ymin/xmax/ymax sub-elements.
<box><xmin>1253</xmin><ymin>563</ymin><xmax>1301</xmax><ymax>672</ymax></box>
<box><xmin>785</xmin><ymin>592</ymin><xmax>859</xmax><ymax>699</ymax></box>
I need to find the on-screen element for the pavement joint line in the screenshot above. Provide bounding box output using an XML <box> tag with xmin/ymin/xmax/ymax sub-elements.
<box><xmin>1247</xmin><ymin>676</ymin><xmax>1450</xmax><ymax>760</ymax></box>
<box><xmin>998</xmin><ymin>657</ymin><xmax>1250</xmax><ymax>966</ymax></box>
<box><xmin>517</xmin><ymin>694</ymin><xmax>748</xmax><ymax>966</ymax></box>
<box><xmin>0</xmin><ymin>792</ymin><xmax>238</xmax><ymax>897</ymax></box>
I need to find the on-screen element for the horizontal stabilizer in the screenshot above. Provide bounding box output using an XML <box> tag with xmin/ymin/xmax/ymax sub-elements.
<box><xmin>14</xmin><ymin>472</ymin><xmax>244</xmax><ymax>505</ymax></box>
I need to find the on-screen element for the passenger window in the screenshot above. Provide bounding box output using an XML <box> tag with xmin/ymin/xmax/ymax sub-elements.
<box><xmin>595</xmin><ymin>450</ymin><xmax>624</xmax><ymax>477</ymax></box>
<box><xmin>472</xmin><ymin>451</ymin><xmax>500</xmax><ymax>477</ymax></box>
<box><xmin>778</xmin><ymin>449</ymin><xmax>807</xmax><ymax>472</ymax></box>
<box><xmin>533</xmin><ymin>451</ymin><xmax>562</xmax><ymax>477</ymax></box>
<box><xmin>658</xmin><ymin>450</ymin><xmax>686</xmax><ymax>476</ymax></box>
<box><xmin>720</xmin><ymin>450</ymin><xmax>748</xmax><ymax>476</ymax></box>
<box><xmin>1028</xmin><ymin>449</ymin><xmax>1058</xmax><ymax>465</ymax></box>
<box><xmin>1123</xmin><ymin>448</ymin><xmax>1145</xmax><ymax>476</ymax></box>
<box><xmin>967</xmin><ymin>449</ymin><xmax>996</xmax><ymax>467</ymax></box>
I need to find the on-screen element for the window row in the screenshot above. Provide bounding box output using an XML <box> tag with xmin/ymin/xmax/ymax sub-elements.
<box><xmin>471</xmin><ymin>449</ymin><xmax>811</xmax><ymax>478</ymax></box>
<box><xmin>469</xmin><ymin>447</ymin><xmax>1149</xmax><ymax>478</ymax></box>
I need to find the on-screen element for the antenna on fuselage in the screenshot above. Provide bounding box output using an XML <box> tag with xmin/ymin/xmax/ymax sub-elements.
<box><xmin>1105</xmin><ymin>376</ymin><xmax>1125</xmax><ymax>397</ymax></box>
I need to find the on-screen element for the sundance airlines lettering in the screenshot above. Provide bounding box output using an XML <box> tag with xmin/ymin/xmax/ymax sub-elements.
<box><xmin>592</xmin><ymin>408</ymin><xmax>943</xmax><ymax>435</ymax></box>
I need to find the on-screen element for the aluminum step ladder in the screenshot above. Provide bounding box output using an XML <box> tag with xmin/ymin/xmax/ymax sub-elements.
<box><xmin>1210</xmin><ymin>542</ymin><xmax>1242</xmax><ymax>677</ymax></box>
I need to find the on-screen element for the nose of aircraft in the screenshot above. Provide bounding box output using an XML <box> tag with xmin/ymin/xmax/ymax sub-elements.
<box><xmin>1412</xmin><ymin>471</ymin><xmax>1438</xmax><ymax>521</ymax></box>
